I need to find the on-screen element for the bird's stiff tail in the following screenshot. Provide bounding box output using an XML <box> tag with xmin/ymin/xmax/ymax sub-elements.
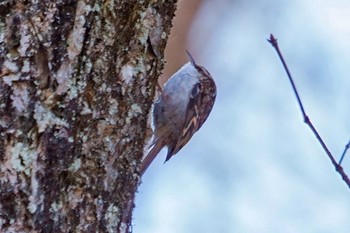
<box><xmin>140</xmin><ymin>140</ymin><xmax>164</xmax><ymax>176</ymax></box>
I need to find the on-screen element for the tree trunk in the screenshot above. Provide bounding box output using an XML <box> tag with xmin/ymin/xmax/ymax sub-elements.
<box><xmin>0</xmin><ymin>0</ymin><xmax>177</xmax><ymax>232</ymax></box>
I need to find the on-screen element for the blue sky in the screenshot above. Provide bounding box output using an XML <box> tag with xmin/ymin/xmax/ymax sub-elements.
<box><xmin>135</xmin><ymin>1</ymin><xmax>350</xmax><ymax>232</ymax></box>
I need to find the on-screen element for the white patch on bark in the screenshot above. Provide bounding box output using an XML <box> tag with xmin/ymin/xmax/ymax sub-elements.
<box><xmin>3</xmin><ymin>60</ymin><xmax>19</xmax><ymax>73</ymax></box>
<box><xmin>120</xmin><ymin>64</ymin><xmax>134</xmax><ymax>84</ymax></box>
<box><xmin>81</xmin><ymin>101</ymin><xmax>93</xmax><ymax>115</ymax></box>
<box><xmin>11</xmin><ymin>84</ymin><xmax>29</xmax><ymax>113</ymax></box>
<box><xmin>105</xmin><ymin>204</ymin><xmax>119</xmax><ymax>232</ymax></box>
<box><xmin>9</xmin><ymin>142</ymin><xmax>36</xmax><ymax>176</ymax></box>
<box><xmin>34</xmin><ymin>103</ymin><xmax>69</xmax><ymax>133</ymax></box>
<box><xmin>108</xmin><ymin>98</ymin><xmax>119</xmax><ymax>116</ymax></box>
<box><xmin>56</xmin><ymin>60</ymin><xmax>73</xmax><ymax>95</ymax></box>
<box><xmin>2</xmin><ymin>74</ymin><xmax>20</xmax><ymax>85</ymax></box>
<box><xmin>19</xmin><ymin>25</ymin><xmax>31</xmax><ymax>57</ymax></box>
<box><xmin>28</xmin><ymin>150</ymin><xmax>43</xmax><ymax>214</ymax></box>
<box><xmin>67</xmin><ymin>1</ymin><xmax>91</xmax><ymax>60</ymax></box>
<box><xmin>68</xmin><ymin>158</ymin><xmax>81</xmax><ymax>172</ymax></box>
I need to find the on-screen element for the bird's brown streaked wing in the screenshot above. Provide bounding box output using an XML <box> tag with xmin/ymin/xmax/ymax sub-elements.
<box><xmin>197</xmin><ymin>78</ymin><xmax>216</xmax><ymax>129</ymax></box>
<box><xmin>172</xmin><ymin>79</ymin><xmax>216</xmax><ymax>156</ymax></box>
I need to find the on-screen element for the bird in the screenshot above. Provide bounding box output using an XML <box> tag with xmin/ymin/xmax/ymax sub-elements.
<box><xmin>140</xmin><ymin>51</ymin><xmax>216</xmax><ymax>175</ymax></box>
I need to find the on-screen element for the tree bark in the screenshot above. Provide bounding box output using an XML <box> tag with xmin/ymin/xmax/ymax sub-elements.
<box><xmin>0</xmin><ymin>0</ymin><xmax>177</xmax><ymax>232</ymax></box>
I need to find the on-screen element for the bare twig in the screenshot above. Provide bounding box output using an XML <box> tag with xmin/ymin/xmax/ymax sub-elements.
<box><xmin>267</xmin><ymin>34</ymin><xmax>350</xmax><ymax>189</ymax></box>
<box><xmin>339</xmin><ymin>140</ymin><xmax>350</xmax><ymax>164</ymax></box>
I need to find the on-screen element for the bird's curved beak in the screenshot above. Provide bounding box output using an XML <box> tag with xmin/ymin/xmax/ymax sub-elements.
<box><xmin>186</xmin><ymin>50</ymin><xmax>196</xmax><ymax>66</ymax></box>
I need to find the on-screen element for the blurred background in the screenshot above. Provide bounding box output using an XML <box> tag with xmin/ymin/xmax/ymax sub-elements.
<box><xmin>135</xmin><ymin>0</ymin><xmax>350</xmax><ymax>232</ymax></box>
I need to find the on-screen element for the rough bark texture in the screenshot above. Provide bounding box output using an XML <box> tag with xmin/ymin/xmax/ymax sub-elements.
<box><xmin>0</xmin><ymin>0</ymin><xmax>177</xmax><ymax>232</ymax></box>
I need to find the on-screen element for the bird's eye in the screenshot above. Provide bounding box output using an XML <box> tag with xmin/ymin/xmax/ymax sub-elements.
<box><xmin>191</xmin><ymin>83</ymin><xmax>201</xmax><ymax>98</ymax></box>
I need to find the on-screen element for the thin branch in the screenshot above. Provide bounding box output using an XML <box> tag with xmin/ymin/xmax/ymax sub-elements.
<box><xmin>339</xmin><ymin>140</ymin><xmax>350</xmax><ymax>164</ymax></box>
<box><xmin>267</xmin><ymin>34</ymin><xmax>350</xmax><ymax>189</ymax></box>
